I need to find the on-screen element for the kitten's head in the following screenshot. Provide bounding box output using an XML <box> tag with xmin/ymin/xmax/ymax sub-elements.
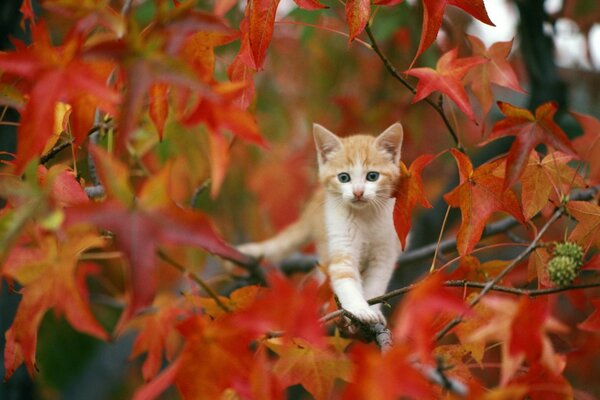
<box><xmin>313</xmin><ymin>123</ymin><xmax>403</xmax><ymax>209</ymax></box>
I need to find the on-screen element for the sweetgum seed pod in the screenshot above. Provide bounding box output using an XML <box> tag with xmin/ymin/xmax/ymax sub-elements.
<box><xmin>547</xmin><ymin>255</ymin><xmax>578</xmax><ymax>287</ymax></box>
<box><xmin>553</xmin><ymin>241</ymin><xmax>584</xmax><ymax>267</ymax></box>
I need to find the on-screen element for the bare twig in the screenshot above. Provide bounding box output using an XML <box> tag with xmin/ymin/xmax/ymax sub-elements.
<box><xmin>364</xmin><ymin>23</ymin><xmax>465</xmax><ymax>152</ymax></box>
<box><xmin>157</xmin><ymin>249</ymin><xmax>231</xmax><ymax>313</ymax></box>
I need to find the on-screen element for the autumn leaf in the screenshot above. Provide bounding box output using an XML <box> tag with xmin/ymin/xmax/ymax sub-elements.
<box><xmin>465</xmin><ymin>35</ymin><xmax>525</xmax><ymax>117</ymax></box>
<box><xmin>38</xmin><ymin>165</ymin><xmax>89</xmax><ymax>208</ymax></box>
<box><xmin>148</xmin><ymin>83</ymin><xmax>169</xmax><ymax>139</ymax></box>
<box><xmin>243</xmin><ymin>0</ymin><xmax>281</xmax><ymax>70</ymax></box>
<box><xmin>572</xmin><ymin>111</ymin><xmax>600</xmax><ymax>183</ymax></box>
<box><xmin>393</xmin><ymin>154</ymin><xmax>434</xmax><ymax>249</ymax></box>
<box><xmin>345</xmin><ymin>0</ymin><xmax>370</xmax><ymax>42</ymax></box>
<box><xmin>2</xmin><ymin>228</ymin><xmax>108</xmax><ymax>379</ymax></box>
<box><xmin>227</xmin><ymin>54</ymin><xmax>256</xmax><ymax>110</ymax></box>
<box><xmin>265</xmin><ymin>337</ymin><xmax>352</xmax><ymax>400</ymax></box>
<box><xmin>393</xmin><ymin>272</ymin><xmax>469</xmax><ymax>363</ymax></box>
<box><xmin>579</xmin><ymin>299</ymin><xmax>600</xmax><ymax>332</ymax></box>
<box><xmin>0</xmin><ymin>23</ymin><xmax>119</xmax><ymax>172</ymax></box>
<box><xmin>65</xmin><ymin>153</ymin><xmax>249</xmax><ymax>330</ymax></box>
<box><xmin>528</xmin><ymin>247</ymin><xmax>553</xmax><ymax>287</ymax></box>
<box><xmin>520</xmin><ymin>151</ymin><xmax>585</xmax><ymax>220</ymax></box>
<box><xmin>466</xmin><ymin>296</ymin><xmax>567</xmax><ymax>385</ymax></box>
<box><xmin>341</xmin><ymin>343</ymin><xmax>435</xmax><ymax>400</ymax></box>
<box><xmin>405</xmin><ymin>48</ymin><xmax>485</xmax><ymax>122</ymax></box>
<box><xmin>509</xmin><ymin>364</ymin><xmax>573</xmax><ymax>400</ymax></box>
<box><xmin>412</xmin><ymin>0</ymin><xmax>494</xmax><ymax>64</ymax></box>
<box><xmin>444</xmin><ymin>149</ymin><xmax>525</xmax><ymax>255</ymax></box>
<box><xmin>566</xmin><ymin>200</ymin><xmax>600</xmax><ymax>249</ymax></box>
<box><xmin>486</xmin><ymin>101</ymin><xmax>578</xmax><ymax>189</ymax></box>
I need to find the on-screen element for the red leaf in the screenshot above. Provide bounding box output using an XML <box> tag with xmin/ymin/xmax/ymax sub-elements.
<box><xmin>341</xmin><ymin>343</ymin><xmax>435</xmax><ymax>400</ymax></box>
<box><xmin>393</xmin><ymin>154</ymin><xmax>434</xmax><ymax>249</ymax></box>
<box><xmin>566</xmin><ymin>201</ymin><xmax>600</xmax><ymax>249</ymax></box>
<box><xmin>579</xmin><ymin>299</ymin><xmax>600</xmax><ymax>331</ymax></box>
<box><xmin>345</xmin><ymin>0</ymin><xmax>370</xmax><ymax>43</ymax></box>
<box><xmin>572</xmin><ymin>111</ymin><xmax>600</xmax><ymax>183</ymax></box>
<box><xmin>0</xmin><ymin>24</ymin><xmax>119</xmax><ymax>172</ymax></box>
<box><xmin>293</xmin><ymin>0</ymin><xmax>327</xmax><ymax>10</ymax></box>
<box><xmin>405</xmin><ymin>48</ymin><xmax>485</xmax><ymax>122</ymax></box>
<box><xmin>413</xmin><ymin>0</ymin><xmax>494</xmax><ymax>64</ymax></box>
<box><xmin>227</xmin><ymin>55</ymin><xmax>256</xmax><ymax>110</ymax></box>
<box><xmin>487</xmin><ymin>101</ymin><xmax>578</xmax><ymax>189</ymax></box>
<box><xmin>465</xmin><ymin>35</ymin><xmax>525</xmax><ymax>116</ymax></box>
<box><xmin>393</xmin><ymin>273</ymin><xmax>469</xmax><ymax>363</ymax></box>
<box><xmin>149</xmin><ymin>83</ymin><xmax>169</xmax><ymax>140</ymax></box>
<box><xmin>444</xmin><ymin>149</ymin><xmax>525</xmax><ymax>255</ymax></box>
<box><xmin>245</xmin><ymin>0</ymin><xmax>281</xmax><ymax>70</ymax></box>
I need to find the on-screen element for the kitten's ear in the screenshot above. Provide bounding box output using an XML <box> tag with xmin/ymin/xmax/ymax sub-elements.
<box><xmin>375</xmin><ymin>122</ymin><xmax>403</xmax><ymax>164</ymax></box>
<box><xmin>313</xmin><ymin>123</ymin><xmax>342</xmax><ymax>164</ymax></box>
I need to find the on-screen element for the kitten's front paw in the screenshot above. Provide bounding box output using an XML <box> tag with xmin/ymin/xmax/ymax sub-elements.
<box><xmin>237</xmin><ymin>243</ymin><xmax>265</xmax><ymax>260</ymax></box>
<box><xmin>343</xmin><ymin>304</ymin><xmax>385</xmax><ymax>326</ymax></box>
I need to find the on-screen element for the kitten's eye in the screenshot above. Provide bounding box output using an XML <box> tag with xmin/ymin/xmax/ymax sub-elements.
<box><xmin>366</xmin><ymin>171</ymin><xmax>380</xmax><ymax>182</ymax></box>
<box><xmin>337</xmin><ymin>172</ymin><xmax>351</xmax><ymax>183</ymax></box>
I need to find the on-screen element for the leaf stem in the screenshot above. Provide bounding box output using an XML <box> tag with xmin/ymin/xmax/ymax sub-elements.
<box><xmin>364</xmin><ymin>23</ymin><xmax>465</xmax><ymax>152</ymax></box>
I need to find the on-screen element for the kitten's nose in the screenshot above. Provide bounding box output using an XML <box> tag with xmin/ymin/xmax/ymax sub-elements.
<box><xmin>353</xmin><ymin>189</ymin><xmax>364</xmax><ymax>199</ymax></box>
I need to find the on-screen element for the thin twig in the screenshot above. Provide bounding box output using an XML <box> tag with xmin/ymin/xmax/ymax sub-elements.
<box><xmin>157</xmin><ymin>249</ymin><xmax>232</xmax><ymax>313</ymax></box>
<box><xmin>364</xmin><ymin>23</ymin><xmax>465</xmax><ymax>152</ymax></box>
<box><xmin>434</xmin><ymin>207</ymin><xmax>564</xmax><ymax>341</ymax></box>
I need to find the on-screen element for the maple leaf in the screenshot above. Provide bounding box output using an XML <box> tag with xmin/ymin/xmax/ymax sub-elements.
<box><xmin>341</xmin><ymin>343</ymin><xmax>435</xmax><ymax>400</ymax></box>
<box><xmin>413</xmin><ymin>0</ymin><xmax>494</xmax><ymax>64</ymax></box>
<box><xmin>405</xmin><ymin>48</ymin><xmax>485</xmax><ymax>122</ymax></box>
<box><xmin>466</xmin><ymin>296</ymin><xmax>567</xmax><ymax>385</ymax></box>
<box><xmin>444</xmin><ymin>149</ymin><xmax>525</xmax><ymax>255</ymax></box>
<box><xmin>2</xmin><ymin>228</ymin><xmax>108</xmax><ymax>379</ymax></box>
<box><xmin>345</xmin><ymin>0</ymin><xmax>370</xmax><ymax>42</ymax></box>
<box><xmin>393</xmin><ymin>154</ymin><xmax>434</xmax><ymax>249</ymax></box>
<box><xmin>133</xmin><ymin>314</ymin><xmax>273</xmax><ymax>400</ymax></box>
<box><xmin>572</xmin><ymin>111</ymin><xmax>600</xmax><ymax>183</ymax></box>
<box><xmin>566</xmin><ymin>200</ymin><xmax>600</xmax><ymax>249</ymax></box>
<box><xmin>393</xmin><ymin>272</ymin><xmax>469</xmax><ymax>363</ymax></box>
<box><xmin>129</xmin><ymin>295</ymin><xmax>188</xmax><ymax>381</ymax></box>
<box><xmin>487</xmin><ymin>101</ymin><xmax>578</xmax><ymax>189</ymax></box>
<box><xmin>231</xmin><ymin>273</ymin><xmax>327</xmax><ymax>347</ymax></box>
<box><xmin>265</xmin><ymin>337</ymin><xmax>352</xmax><ymax>400</ymax></box>
<box><xmin>465</xmin><ymin>35</ymin><xmax>525</xmax><ymax>117</ymax></box>
<box><xmin>0</xmin><ymin>23</ymin><xmax>119</xmax><ymax>172</ymax></box>
<box><xmin>520</xmin><ymin>151</ymin><xmax>585</xmax><ymax>220</ymax></box>
<box><xmin>65</xmin><ymin>151</ymin><xmax>249</xmax><ymax>330</ymax></box>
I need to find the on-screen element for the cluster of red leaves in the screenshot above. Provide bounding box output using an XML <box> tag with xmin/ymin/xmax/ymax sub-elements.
<box><xmin>1</xmin><ymin>0</ymin><xmax>600</xmax><ymax>399</ymax></box>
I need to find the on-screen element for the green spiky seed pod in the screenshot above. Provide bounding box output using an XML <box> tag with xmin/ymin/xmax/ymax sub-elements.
<box><xmin>547</xmin><ymin>255</ymin><xmax>579</xmax><ymax>287</ymax></box>
<box><xmin>553</xmin><ymin>241</ymin><xmax>584</xmax><ymax>267</ymax></box>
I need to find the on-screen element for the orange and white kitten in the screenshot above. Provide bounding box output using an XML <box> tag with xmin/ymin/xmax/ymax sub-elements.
<box><xmin>239</xmin><ymin>123</ymin><xmax>404</xmax><ymax>325</ymax></box>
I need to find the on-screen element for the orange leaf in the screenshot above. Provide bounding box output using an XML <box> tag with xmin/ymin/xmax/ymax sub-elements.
<box><xmin>572</xmin><ymin>111</ymin><xmax>600</xmax><ymax>183</ymax></box>
<box><xmin>405</xmin><ymin>48</ymin><xmax>485</xmax><ymax>122</ymax></box>
<box><xmin>444</xmin><ymin>149</ymin><xmax>525</xmax><ymax>255</ymax></box>
<box><xmin>413</xmin><ymin>0</ymin><xmax>494</xmax><ymax>64</ymax></box>
<box><xmin>265</xmin><ymin>338</ymin><xmax>352</xmax><ymax>400</ymax></box>
<box><xmin>487</xmin><ymin>101</ymin><xmax>577</xmax><ymax>189</ymax></box>
<box><xmin>566</xmin><ymin>200</ymin><xmax>600</xmax><ymax>249</ymax></box>
<box><xmin>2</xmin><ymin>228</ymin><xmax>107</xmax><ymax>379</ymax></box>
<box><xmin>466</xmin><ymin>296</ymin><xmax>567</xmax><ymax>385</ymax></box>
<box><xmin>393</xmin><ymin>154</ymin><xmax>434</xmax><ymax>249</ymax></box>
<box><xmin>520</xmin><ymin>151</ymin><xmax>585</xmax><ymax>220</ymax></box>
<box><xmin>245</xmin><ymin>0</ymin><xmax>281</xmax><ymax>70</ymax></box>
<box><xmin>148</xmin><ymin>83</ymin><xmax>169</xmax><ymax>140</ymax></box>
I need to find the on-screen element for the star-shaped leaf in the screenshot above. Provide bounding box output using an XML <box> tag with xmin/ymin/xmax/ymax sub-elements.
<box><xmin>413</xmin><ymin>0</ymin><xmax>494</xmax><ymax>64</ymax></box>
<box><xmin>567</xmin><ymin>201</ymin><xmax>600</xmax><ymax>249</ymax></box>
<box><xmin>572</xmin><ymin>111</ymin><xmax>600</xmax><ymax>184</ymax></box>
<box><xmin>393</xmin><ymin>154</ymin><xmax>434</xmax><ymax>249</ymax></box>
<box><xmin>487</xmin><ymin>101</ymin><xmax>578</xmax><ymax>189</ymax></box>
<box><xmin>2</xmin><ymin>228</ymin><xmax>108</xmax><ymax>379</ymax></box>
<box><xmin>405</xmin><ymin>48</ymin><xmax>485</xmax><ymax>122</ymax></box>
<box><xmin>465</xmin><ymin>35</ymin><xmax>525</xmax><ymax>117</ymax></box>
<box><xmin>444</xmin><ymin>149</ymin><xmax>525</xmax><ymax>255</ymax></box>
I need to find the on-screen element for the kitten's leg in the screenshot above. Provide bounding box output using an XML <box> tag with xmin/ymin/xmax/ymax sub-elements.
<box><xmin>361</xmin><ymin>245</ymin><xmax>398</xmax><ymax>321</ymax></box>
<box><xmin>329</xmin><ymin>253</ymin><xmax>385</xmax><ymax>325</ymax></box>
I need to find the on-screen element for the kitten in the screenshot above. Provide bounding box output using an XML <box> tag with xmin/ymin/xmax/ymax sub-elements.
<box><xmin>238</xmin><ymin>123</ymin><xmax>404</xmax><ymax>325</ymax></box>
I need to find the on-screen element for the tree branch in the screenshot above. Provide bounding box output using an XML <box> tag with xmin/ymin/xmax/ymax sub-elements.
<box><xmin>364</xmin><ymin>23</ymin><xmax>465</xmax><ymax>152</ymax></box>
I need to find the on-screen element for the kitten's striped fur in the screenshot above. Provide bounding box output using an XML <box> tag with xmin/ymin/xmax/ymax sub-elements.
<box><xmin>238</xmin><ymin>123</ymin><xmax>404</xmax><ymax>324</ymax></box>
